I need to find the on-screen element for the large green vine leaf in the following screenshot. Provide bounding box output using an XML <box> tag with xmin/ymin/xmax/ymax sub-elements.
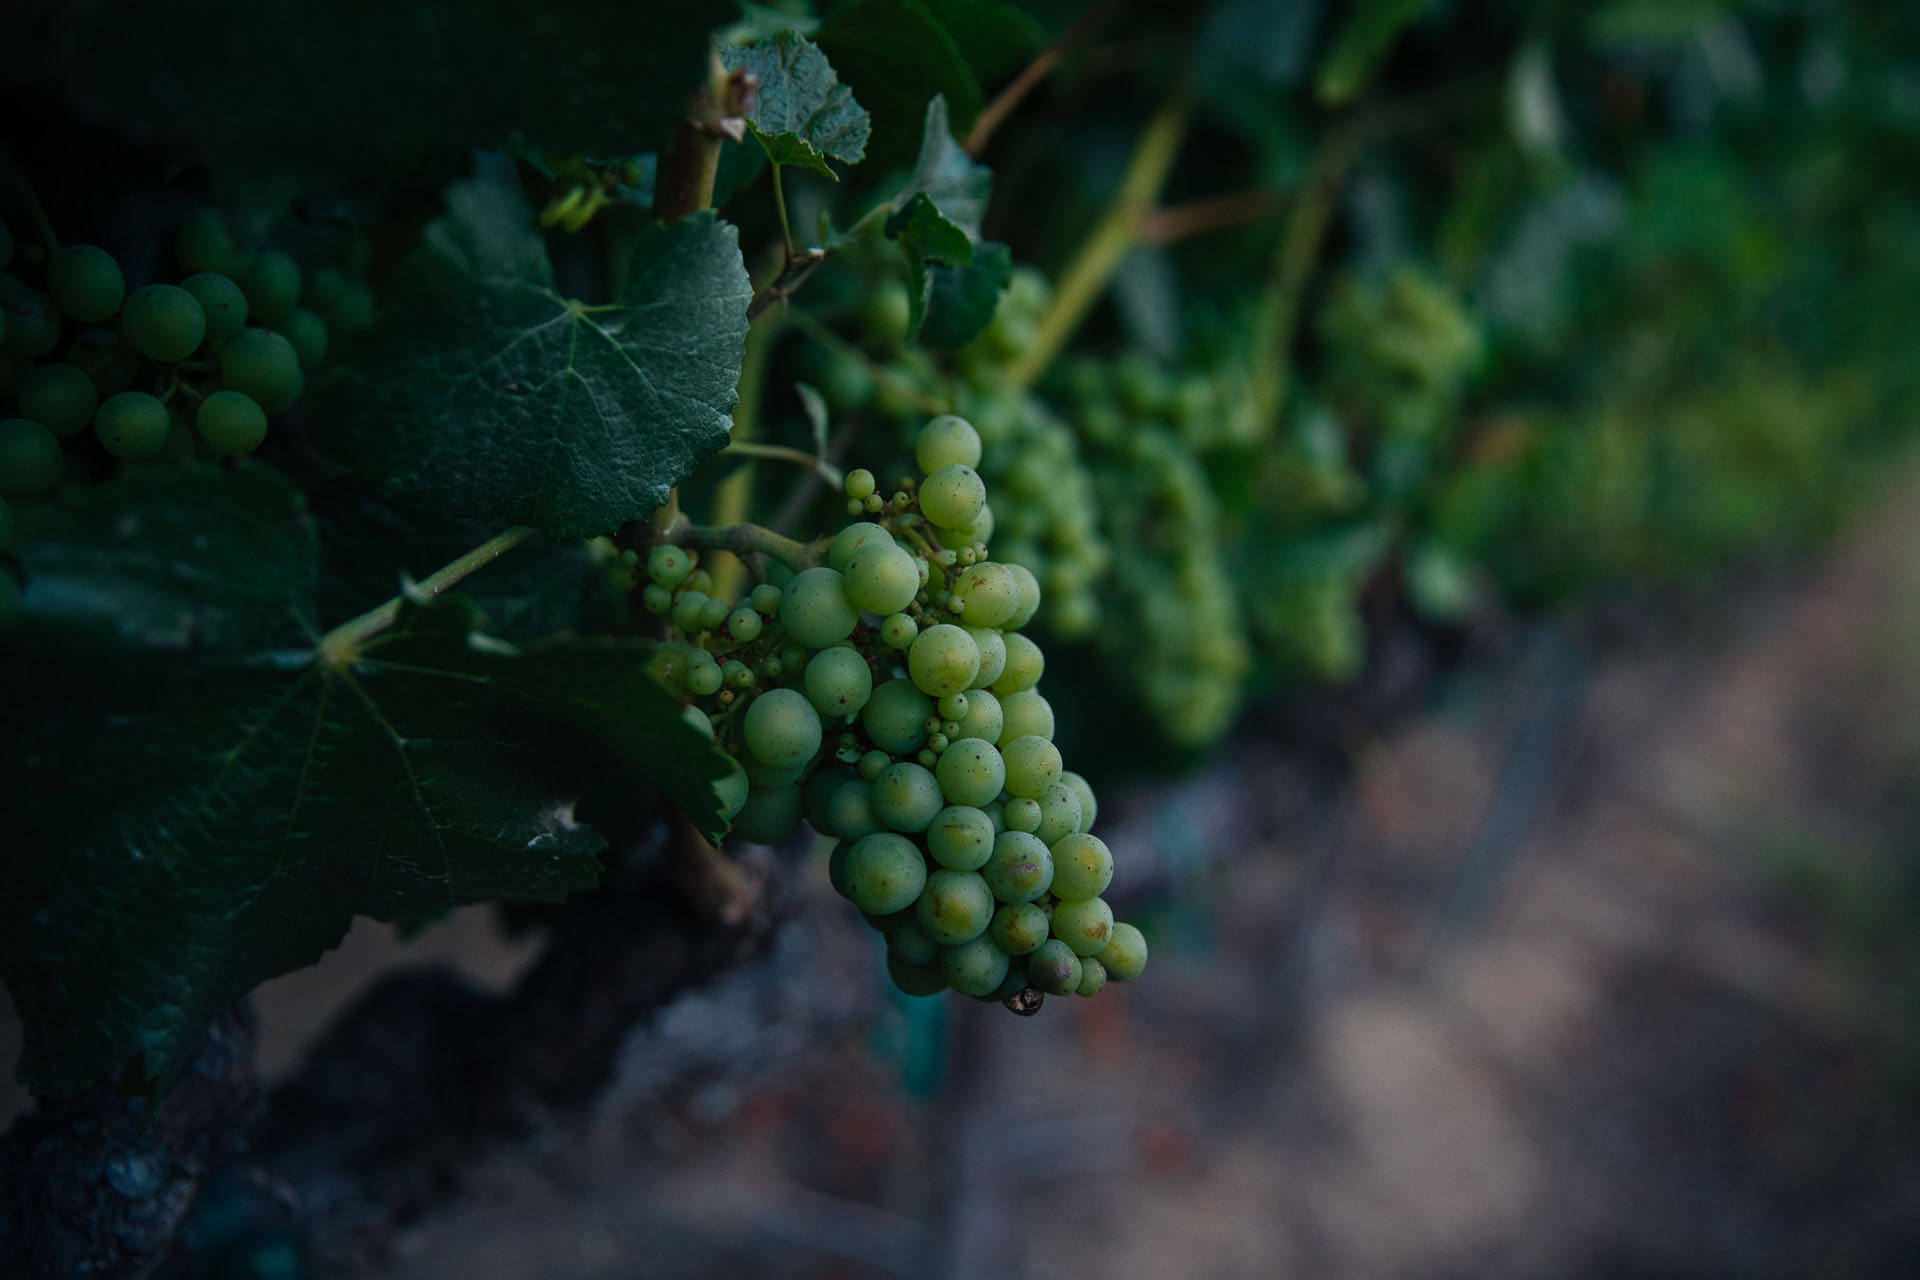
<box><xmin>815</xmin><ymin>0</ymin><xmax>982</xmax><ymax>171</ymax></box>
<box><xmin>722</xmin><ymin>31</ymin><xmax>871</xmax><ymax>179</ymax></box>
<box><xmin>887</xmin><ymin>97</ymin><xmax>1003</xmax><ymax>341</ymax></box>
<box><xmin>315</xmin><ymin>157</ymin><xmax>752</xmax><ymax>539</ymax></box>
<box><xmin>0</xmin><ymin>465</ymin><xmax>732</xmax><ymax>1097</ymax></box>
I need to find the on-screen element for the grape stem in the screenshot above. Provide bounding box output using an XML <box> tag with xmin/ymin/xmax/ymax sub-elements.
<box><xmin>770</xmin><ymin>162</ymin><xmax>796</xmax><ymax>258</ymax></box>
<box><xmin>665</xmin><ymin>521</ymin><xmax>818</xmax><ymax>573</ymax></box>
<box><xmin>723</xmin><ymin>440</ymin><xmax>844</xmax><ymax>488</ymax></box>
<box><xmin>316</xmin><ymin>525</ymin><xmax>538</xmax><ymax>668</ymax></box>
<box><xmin>656</xmin><ymin>53</ymin><xmax>756</xmax><ymax>221</ymax></box>
<box><xmin>707</xmin><ymin>311</ymin><xmax>781</xmax><ymax>603</ymax></box>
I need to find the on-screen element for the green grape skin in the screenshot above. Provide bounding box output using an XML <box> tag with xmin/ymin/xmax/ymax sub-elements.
<box><xmin>744</xmin><ymin>754</ymin><xmax>809</xmax><ymax>789</ymax></box>
<box><xmin>881</xmin><ymin>914</ymin><xmax>942</xmax><ymax>966</ymax></box>
<box><xmin>984</xmin><ymin>830</ymin><xmax>1053</xmax><ymax>904</ymax></box>
<box><xmin>781</xmin><ymin>566</ymin><xmax>859</xmax><ymax>648</ymax></box>
<box><xmin>642</xmin><ymin>583</ymin><xmax>672</xmax><ymax>614</ymax></box>
<box><xmin>173</xmin><ymin>208</ymin><xmax>248</xmax><ymax>276</ymax></box>
<box><xmin>242</xmin><ymin>249</ymin><xmax>302</xmax><ymax>325</ymax></box>
<box><xmin>1028</xmin><ymin>939</ymin><xmax>1082</xmax><ymax>996</ymax></box>
<box><xmin>1003</xmin><ymin>796</ymin><xmax>1041</xmax><ymax>833</ymax></box>
<box><xmin>122</xmin><ymin>284</ymin><xmax>207</xmax><ymax>362</ymax></box>
<box><xmin>989</xmin><ymin>902</ymin><xmax>1049</xmax><ymax>955</ymax></box>
<box><xmin>648</xmin><ymin>544</ymin><xmax>691</xmax><ymax>588</ymax></box>
<box><xmin>805</xmin><ymin>764</ymin><xmax>855</xmax><ymax>832</ymax></box>
<box><xmin>880</xmin><ymin>612</ymin><xmax>918</xmax><ymax>649</ymax></box>
<box><xmin>732</xmin><ymin>782</ymin><xmax>804</xmax><ymax>845</ymax></box>
<box><xmin>861</xmin><ymin>678</ymin><xmax>932</xmax><ymax>754</ymax></box>
<box><xmin>938</xmin><ymin>691</ymin><xmax>968</xmax><ymax>720</ymax></box>
<box><xmin>936</xmin><ymin>500</ymin><xmax>994</xmax><ymax>548</ymax></box>
<box><xmin>16</xmin><ymin>362</ymin><xmax>97</xmax><ymax>438</ymax></box>
<box><xmin>991</xmin><ymin>631</ymin><xmax>1045</xmax><ymax>695</ymax></box>
<box><xmin>964</xmin><ymin>627</ymin><xmax>1006</xmax><ymax>689</ymax></box>
<box><xmin>887</xmin><ymin>951</ymin><xmax>949</xmax><ymax>997</ymax></box>
<box><xmin>951</xmin><ymin>562</ymin><xmax>1020</xmax><ymax>628</ymax></box>
<box><xmin>749</xmin><ymin>581</ymin><xmax>783</xmax><ymax>614</ymax></box>
<box><xmin>934</xmin><ymin>737</ymin><xmax>1005</xmax><ymax>808</ymax></box>
<box><xmin>915</xmin><ymin>869</ymin><xmax>995</xmax><ymax>946</ymax></box>
<box><xmin>826</xmin><ymin>520</ymin><xmax>890</xmax><ymax>573</ymax></box>
<box><xmin>715</xmin><ymin>759</ymin><xmax>750</xmax><ymax>822</ymax></box>
<box><xmin>845</xmin><ymin>467</ymin><xmax>876</xmax><ymax>501</ymax></box>
<box><xmin>1060</xmin><ymin>770</ymin><xmax>1098</xmax><ymax>832</ymax></box>
<box><xmin>1101</xmin><ymin>922</ymin><xmax>1149</xmax><ymax>981</ymax></box>
<box><xmin>952</xmin><ymin>687</ymin><xmax>1003</xmax><ymax>743</ymax></box>
<box><xmin>0</xmin><ymin>417</ymin><xmax>62</xmax><ymax>495</ymax></box>
<box><xmin>925</xmin><ymin>804</ymin><xmax>995</xmax><ymax>870</ymax></box>
<box><xmin>908</xmin><ymin>623</ymin><xmax>979</xmax><ymax>698</ymax></box>
<box><xmin>827</xmin><ymin>778</ymin><xmax>883</xmax><ymax>841</ymax></box>
<box><xmin>982</xmin><ymin>801</ymin><xmax>1007</xmax><ymax>833</ymax></box>
<box><xmin>743</xmin><ymin>687</ymin><xmax>823</xmax><ymax>770</ymax></box>
<box><xmin>1048</xmin><ymin>832</ymin><xmax>1113</xmax><ymax>901</ymax></box>
<box><xmin>0</xmin><ymin>496</ymin><xmax>13</xmax><ymax>554</ymax></box>
<box><xmin>46</xmin><ymin>245</ymin><xmax>125</xmax><ymax>323</ymax></box>
<box><xmin>65</xmin><ymin>328</ymin><xmax>139</xmax><ymax>394</ymax></box>
<box><xmin>857</xmin><ymin>748</ymin><xmax>890</xmax><ymax>782</ymax></box>
<box><xmin>843</xmin><ymin>832</ymin><xmax>928</xmax><ymax>915</ymax></box>
<box><xmin>826</xmin><ymin>840</ymin><xmax>852</xmax><ymax>896</ymax></box>
<box><xmin>1034</xmin><ymin>781</ymin><xmax>1082</xmax><ymax>846</ymax></box>
<box><xmin>728</xmin><ymin>606</ymin><xmax>763</xmax><ymax>642</ymax></box>
<box><xmin>685</xmin><ymin>650</ymin><xmax>723</xmax><ymax>696</ymax></box>
<box><xmin>869</xmin><ymin>761</ymin><xmax>943</xmax><ymax>833</ymax></box>
<box><xmin>682</xmin><ymin>702</ymin><xmax>715</xmax><ymax>739</ymax></box>
<box><xmin>94</xmin><ymin>391</ymin><xmax>171</xmax><ymax>460</ymax></box>
<box><xmin>215</xmin><ymin>327</ymin><xmax>303</xmax><ymax>413</ymax></box>
<box><xmin>0</xmin><ymin>278</ymin><xmax>63</xmax><ymax>358</ymax></box>
<box><xmin>671</xmin><ymin>588</ymin><xmax>710</xmax><ymax>634</ymax></box>
<box><xmin>1000</xmin><ymin>734</ymin><xmax>1062</xmax><ymax>799</ymax></box>
<box><xmin>1051</xmin><ymin>896</ymin><xmax>1114</xmax><ymax>957</ymax></box>
<box><xmin>844</xmin><ymin>538</ymin><xmax>920</xmax><ymax>615</ymax></box>
<box><xmin>918</xmin><ymin>463</ymin><xmax>986</xmax><ymax>530</ymax></box>
<box><xmin>194</xmin><ymin>389</ymin><xmax>268</xmax><ymax>456</ymax></box>
<box><xmin>1075</xmin><ymin>956</ymin><xmax>1108</xmax><ymax>997</ymax></box>
<box><xmin>179</xmin><ymin>272</ymin><xmax>249</xmax><ymax>342</ymax></box>
<box><xmin>697</xmin><ymin>595</ymin><xmax>729</xmax><ymax>631</ymax></box>
<box><xmin>685</xmin><ymin>568</ymin><xmax>716</xmax><ymax>596</ymax></box>
<box><xmin>915</xmin><ymin>414</ymin><xmax>983</xmax><ymax>473</ymax></box>
<box><xmin>998</xmin><ymin>690</ymin><xmax>1054</xmax><ymax>744</ymax></box>
<box><xmin>276</xmin><ymin>305</ymin><xmax>329</xmax><ymax>369</ymax></box>
<box><xmin>941</xmin><ymin>934</ymin><xmax>1010</xmax><ymax>997</ymax></box>
<box><xmin>1004</xmin><ymin>563</ymin><xmax>1042</xmax><ymax>629</ymax></box>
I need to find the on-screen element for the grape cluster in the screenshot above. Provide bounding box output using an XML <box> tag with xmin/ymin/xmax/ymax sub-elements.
<box><xmin>644</xmin><ymin>414</ymin><xmax>1148</xmax><ymax>1009</ymax></box>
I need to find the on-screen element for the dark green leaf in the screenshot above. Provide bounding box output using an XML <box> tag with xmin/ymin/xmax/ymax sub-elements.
<box><xmin>815</xmin><ymin>0</ymin><xmax>982</xmax><ymax>172</ymax></box>
<box><xmin>315</xmin><ymin>158</ymin><xmax>752</xmax><ymax>539</ymax></box>
<box><xmin>887</xmin><ymin>193</ymin><xmax>977</xmax><ymax>267</ymax></box>
<box><xmin>722</xmin><ymin>32</ymin><xmax>871</xmax><ymax>179</ymax></box>
<box><xmin>895</xmin><ymin>95</ymin><xmax>993</xmax><ymax>238</ymax></box>
<box><xmin>723</xmin><ymin>1</ymin><xmax>822</xmax><ymax>42</ymax></box>
<box><xmin>923</xmin><ymin>240</ymin><xmax>1012</xmax><ymax>348</ymax></box>
<box><xmin>886</xmin><ymin>97</ymin><xmax>996</xmax><ymax>339</ymax></box>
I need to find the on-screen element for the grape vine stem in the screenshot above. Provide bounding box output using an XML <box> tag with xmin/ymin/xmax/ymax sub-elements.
<box><xmin>665</xmin><ymin>521</ymin><xmax>818</xmax><ymax>573</ymax></box>
<box><xmin>317</xmin><ymin>526</ymin><xmax>538</xmax><ymax>668</ymax></box>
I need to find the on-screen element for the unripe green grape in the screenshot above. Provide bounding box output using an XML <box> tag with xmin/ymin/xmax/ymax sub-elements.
<box><xmin>733</xmin><ymin>782</ymin><xmax>804</xmax><ymax>844</ymax></box>
<box><xmin>844</xmin><ymin>538</ymin><xmax>920</xmax><ymax>615</ymax></box>
<box><xmin>743</xmin><ymin>687</ymin><xmax>822</xmax><ymax>770</ymax></box>
<box><xmin>178</xmin><ymin>272</ymin><xmax>249</xmax><ymax>342</ymax></box>
<box><xmin>671</xmin><ymin>588</ymin><xmax>710</xmax><ymax>634</ymax></box>
<box><xmin>647</xmin><ymin>642</ymin><xmax>688</xmax><ymax>689</ymax></box>
<box><xmin>982</xmin><ymin>800</ymin><xmax>1007</xmax><ymax>833</ymax></box>
<box><xmin>685</xmin><ymin>651</ymin><xmax>723</xmax><ymax>696</ymax></box>
<box><xmin>1051</xmin><ymin>896</ymin><xmax>1113</xmax><ymax>956</ymax></box>
<box><xmin>854</xmin><ymin>680</ymin><xmax>922</xmax><ymax>755</ymax></box>
<box><xmin>915</xmin><ymin>414</ymin><xmax>982</xmax><ymax>473</ymax></box>
<box><xmin>1003</xmin><ymin>797</ymin><xmax>1041</xmax><ymax>833</ymax></box>
<box><xmin>173</xmin><ymin>208</ymin><xmax>247</xmax><ymax>276</ymax></box>
<box><xmin>781</xmin><ymin>566</ymin><xmax>859</xmax><ymax>648</ymax></box>
<box><xmin>16</xmin><ymin>362</ymin><xmax>97</xmax><ymax>438</ymax></box>
<box><xmin>276</xmin><ymin>305</ymin><xmax>329</xmax><ymax>369</ymax></box>
<box><xmin>1035</xmin><ymin>782</ymin><xmax>1082</xmax><ymax>846</ymax></box>
<box><xmin>65</xmin><ymin>328</ymin><xmax>138</xmax><ymax>394</ymax></box>
<box><xmin>698</xmin><ymin>595</ymin><xmax>730</xmax><ymax>631</ymax></box>
<box><xmin>918</xmin><ymin>463</ymin><xmax>986</xmax><ymax>529</ymax></box>
<box><xmin>242</xmin><ymin>249</ymin><xmax>302</xmax><ymax>325</ymax></box>
<box><xmin>908</xmin><ymin>623</ymin><xmax>979</xmax><ymax>698</ymax></box>
<box><xmin>827</xmin><ymin>778</ymin><xmax>882</xmax><ymax>841</ymax></box>
<box><xmin>216</xmin><ymin>326</ymin><xmax>303</xmax><ymax>413</ymax></box>
<box><xmin>1005</xmin><ymin>563</ymin><xmax>1042</xmax><ymax>629</ymax></box>
<box><xmin>94</xmin><ymin>391</ymin><xmax>170</xmax><ymax>460</ymax></box>
<box><xmin>915</xmin><ymin>869</ymin><xmax>995</xmax><ymax>946</ymax></box>
<box><xmin>194</xmin><ymin>389</ymin><xmax>268</xmax><ymax>456</ymax></box>
<box><xmin>648</xmin><ymin>544</ymin><xmax>691</xmax><ymax>588</ymax></box>
<box><xmin>869</xmin><ymin>761</ymin><xmax>943</xmax><ymax>833</ymax></box>
<box><xmin>1048</xmin><ymin>832</ymin><xmax>1113</xmax><ymax>901</ymax></box>
<box><xmin>941</xmin><ymin>934</ymin><xmax>1010</xmax><ymax>996</ymax></box>
<box><xmin>0</xmin><ymin>418</ymin><xmax>62</xmax><ymax>496</ymax></box>
<box><xmin>934</xmin><ymin>736</ymin><xmax>1004</xmax><ymax>807</ymax></box>
<box><xmin>1000</xmin><ymin>734</ymin><xmax>1062</xmax><ymax>799</ymax></box>
<box><xmin>952</xmin><ymin>686</ymin><xmax>1003</xmax><ymax>743</ymax></box>
<box><xmin>642</xmin><ymin>583</ymin><xmax>672</xmax><ymax>613</ymax></box>
<box><xmin>950</xmin><ymin>561</ymin><xmax>1019</xmax><ymax>628</ymax></box>
<box><xmin>46</xmin><ymin>244</ymin><xmax>125</xmax><ymax>322</ymax></box>
<box><xmin>855</xmin><ymin>750</ymin><xmax>889</xmax><ymax>782</ymax></box>
<box><xmin>887</xmin><ymin>951</ymin><xmax>948</xmax><ymax>997</ymax></box>
<box><xmin>827</xmin><ymin>520</ymin><xmax>890</xmax><ymax>573</ymax></box>
<box><xmin>744</xmin><ymin>752</ymin><xmax>805</xmax><ymax>787</ymax></box>
<box><xmin>737</xmin><ymin>584</ymin><xmax>774</xmax><ymax>618</ymax></box>
<box><xmin>1102</xmin><ymin>922</ymin><xmax>1149</xmax><ymax>980</ymax></box>
<box><xmin>722</xmin><ymin>658</ymin><xmax>753</xmax><ymax>688</ymax></box>
<box><xmin>925</xmin><ymin>804</ymin><xmax>995</xmax><ymax>871</ymax></box>
<box><xmin>1028</xmin><ymin>939</ymin><xmax>1082</xmax><ymax>996</ymax></box>
<box><xmin>991</xmin><ymin>631</ymin><xmax>1044</xmax><ymax>694</ymax></box>
<box><xmin>0</xmin><ymin>278</ymin><xmax>63</xmax><ymax>358</ymax></box>
<box><xmin>936</xmin><ymin>500</ymin><xmax>993</xmax><ymax>547</ymax></box>
<box><xmin>845</xmin><ymin>467</ymin><xmax>876</xmax><ymax>500</ymax></box>
<box><xmin>989</xmin><ymin>902</ymin><xmax>1049</xmax><ymax>955</ymax></box>
<box><xmin>966</xmin><ymin>627</ymin><xmax>1006</xmax><ymax>690</ymax></box>
<box><xmin>684</xmin><ymin>568</ymin><xmax>715</xmax><ymax>596</ymax></box>
<box><xmin>804</xmin><ymin>645</ymin><xmax>873</xmax><ymax>719</ymax></box>
<box><xmin>998</xmin><ymin>690</ymin><xmax>1054</xmax><ymax>744</ymax></box>
<box><xmin>927</xmin><ymin>732</ymin><xmax>950</xmax><ymax>753</ymax></box>
<box><xmin>882</xmin><ymin>914</ymin><xmax>942</xmax><ymax>966</ymax></box>
<box><xmin>1075</xmin><ymin>956</ymin><xmax>1107</xmax><ymax>997</ymax></box>
<box><xmin>715</xmin><ymin>759</ymin><xmax>750</xmax><ymax>822</ymax></box>
<box><xmin>937</xmin><ymin>692</ymin><xmax>968</xmax><ymax>720</ymax></box>
<box><xmin>805</xmin><ymin>764</ymin><xmax>855</xmax><ymax>832</ymax></box>
<box><xmin>984</xmin><ymin>829</ymin><xmax>1053</xmax><ymax>903</ymax></box>
<box><xmin>1060</xmin><ymin>770</ymin><xmax>1098</xmax><ymax>832</ymax></box>
<box><xmin>880</xmin><ymin>612</ymin><xmax>917</xmax><ymax>649</ymax></box>
<box><xmin>843</xmin><ymin>831</ymin><xmax>927</xmax><ymax>915</ymax></box>
<box><xmin>0</xmin><ymin>496</ymin><xmax>13</xmax><ymax>554</ymax></box>
<box><xmin>122</xmin><ymin>284</ymin><xmax>206</xmax><ymax>362</ymax></box>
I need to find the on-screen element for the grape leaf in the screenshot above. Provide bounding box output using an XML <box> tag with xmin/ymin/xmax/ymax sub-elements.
<box><xmin>0</xmin><ymin>465</ymin><xmax>733</xmax><ymax>1097</ymax></box>
<box><xmin>895</xmin><ymin>95</ymin><xmax>993</xmax><ymax>239</ymax></box>
<box><xmin>314</xmin><ymin>157</ymin><xmax>752</xmax><ymax>539</ymax></box>
<box><xmin>922</xmin><ymin>240</ymin><xmax>1013</xmax><ymax>349</ymax></box>
<box><xmin>815</xmin><ymin>0</ymin><xmax>983</xmax><ymax>171</ymax></box>
<box><xmin>887</xmin><ymin>97</ymin><xmax>997</xmax><ymax>339</ymax></box>
<box><xmin>721</xmin><ymin>32</ymin><xmax>871</xmax><ymax>179</ymax></box>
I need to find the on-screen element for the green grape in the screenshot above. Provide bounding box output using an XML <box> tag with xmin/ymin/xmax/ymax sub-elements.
<box><xmin>46</xmin><ymin>245</ymin><xmax>125</xmax><ymax>323</ymax></box>
<box><xmin>671</xmin><ymin>588</ymin><xmax>710</xmax><ymax>633</ymax></box>
<box><xmin>941</xmin><ymin>934</ymin><xmax>1010</xmax><ymax>997</ymax></box>
<box><xmin>0</xmin><ymin>418</ymin><xmax>62</xmax><ymax>495</ymax></box>
<box><xmin>861</xmin><ymin>678</ymin><xmax>932</xmax><ymax>753</ymax></box>
<box><xmin>648</xmin><ymin>544</ymin><xmax>691</xmax><ymax>588</ymax></box>
<box><xmin>725</xmin><ymin>606</ymin><xmax>762</xmax><ymax>642</ymax></box>
<box><xmin>682</xmin><ymin>703</ymin><xmax>715</xmax><ymax>739</ymax></box>
<box><xmin>1101</xmin><ymin>922</ymin><xmax>1149</xmax><ymax>980</ymax></box>
<box><xmin>1048</xmin><ymin>832</ymin><xmax>1112</xmax><ymax>901</ymax></box>
<box><xmin>781</xmin><ymin>566</ymin><xmax>859</xmax><ymax>648</ymax></box>
<box><xmin>845</xmin><ymin>467</ymin><xmax>876</xmax><ymax>500</ymax></box>
<box><xmin>1074</xmin><ymin>956</ymin><xmax>1107</xmax><ymax>997</ymax></box>
<box><xmin>66</xmin><ymin>328</ymin><xmax>138</xmax><ymax>394</ymax></box>
<box><xmin>744</xmin><ymin>752</ymin><xmax>804</xmax><ymax>787</ymax></box>
<box><xmin>1034</xmin><ymin>781</ymin><xmax>1082</xmax><ymax>846</ymax></box>
<box><xmin>869</xmin><ymin>761</ymin><xmax>943</xmax><ymax>833</ymax></box>
<box><xmin>16</xmin><ymin>363</ymin><xmax>97</xmax><ymax>438</ymax></box>
<box><xmin>0</xmin><ymin>277</ymin><xmax>63</xmax><ymax>358</ymax></box>
<box><xmin>276</xmin><ymin>306</ymin><xmax>328</xmax><ymax>369</ymax></box>
<box><xmin>1028</xmin><ymin>939</ymin><xmax>1082</xmax><ymax>997</ymax></box>
<box><xmin>685</xmin><ymin>650</ymin><xmax>723</xmax><ymax>696</ymax></box>
<box><xmin>805</xmin><ymin>764</ymin><xmax>855</xmax><ymax>832</ymax></box>
<box><xmin>925</xmin><ymin>804</ymin><xmax>995</xmax><ymax>871</ymax></box>
<box><xmin>804</xmin><ymin>645</ymin><xmax>873</xmax><ymax>719</ymax></box>
<box><xmin>880</xmin><ymin>612</ymin><xmax>918</xmax><ymax>649</ymax></box>
<box><xmin>826</xmin><ymin>520</ymin><xmax>890</xmax><ymax>573</ymax></box>
<box><xmin>194</xmin><ymin>389</ymin><xmax>267</xmax><ymax>456</ymax></box>
<box><xmin>733</xmin><ymin>782</ymin><xmax>804</xmax><ymax>844</ymax></box>
<box><xmin>908</xmin><ymin>623</ymin><xmax>979</xmax><ymax>698</ymax></box>
<box><xmin>179</xmin><ymin>272</ymin><xmax>249</xmax><ymax>343</ymax></box>
<box><xmin>1000</xmin><ymin>734</ymin><xmax>1061</xmax><ymax>799</ymax></box>
<box><xmin>937</xmin><ymin>691</ymin><xmax>968</xmax><ymax>720</ymax></box>
<box><xmin>997</xmin><ymin>690</ymin><xmax>1054</xmax><ymax>743</ymax></box>
<box><xmin>952</xmin><ymin>686</ymin><xmax>1002</xmax><ymax>742</ymax></box>
<box><xmin>982</xmin><ymin>800</ymin><xmax>1007</xmax><ymax>833</ymax></box>
<box><xmin>684</xmin><ymin>568</ymin><xmax>715</xmax><ymax>596</ymax></box>
<box><xmin>887</xmin><ymin>951</ymin><xmax>948</xmax><ymax>997</ymax></box>
<box><xmin>698</xmin><ymin>595</ymin><xmax>730</xmax><ymax>631</ymax></box>
<box><xmin>0</xmin><ymin>495</ymin><xmax>13</xmax><ymax>554</ymax></box>
<box><xmin>989</xmin><ymin>902</ymin><xmax>1049</xmax><ymax>955</ymax></box>
<box><xmin>857</xmin><ymin>748</ymin><xmax>890</xmax><ymax>781</ymax></box>
<box><xmin>242</xmin><ymin>249</ymin><xmax>302</xmax><ymax>325</ymax></box>
<box><xmin>958</xmin><ymin>631</ymin><xmax>1000</xmax><ymax>693</ymax></box>
<box><xmin>915</xmin><ymin>869</ymin><xmax>995</xmax><ymax>946</ymax></box>
<box><xmin>881</xmin><ymin>914</ymin><xmax>942</xmax><ymax>967</ymax></box>
<box><xmin>844</xmin><ymin>538</ymin><xmax>920</xmax><ymax>615</ymax></box>
<box><xmin>215</xmin><ymin>327</ymin><xmax>303</xmax><ymax>413</ymax></box>
<box><xmin>1060</xmin><ymin>770</ymin><xmax>1098</xmax><ymax>832</ymax></box>
<box><xmin>984</xmin><ymin>829</ymin><xmax>1053</xmax><ymax>903</ymax></box>
<box><xmin>122</xmin><ymin>284</ymin><xmax>206</xmax><ymax>362</ymax></box>
<box><xmin>950</xmin><ymin>562</ymin><xmax>1019</xmax><ymax>628</ymax></box>
<box><xmin>173</xmin><ymin>208</ymin><xmax>247</xmax><ymax>276</ymax></box>
<box><xmin>1005</xmin><ymin>795</ymin><xmax>1042</xmax><ymax>832</ymax></box>
<box><xmin>94</xmin><ymin>391</ymin><xmax>170</xmax><ymax>460</ymax></box>
<box><xmin>749</xmin><ymin>581</ymin><xmax>782</xmax><ymax>614</ymax></box>
<box><xmin>991</xmin><ymin>631</ymin><xmax>1044</xmax><ymax>694</ymax></box>
<box><xmin>916</xmin><ymin>414</ymin><xmax>982</xmax><ymax>473</ymax></box>
<box><xmin>743</xmin><ymin>687</ymin><xmax>822</xmax><ymax>770</ymax></box>
<box><xmin>843</xmin><ymin>831</ymin><xmax>927</xmax><ymax>915</ymax></box>
<box><xmin>933</xmin><ymin>737</ymin><xmax>1004</xmax><ymax>808</ymax></box>
<box><xmin>918</xmin><ymin>463</ymin><xmax>986</xmax><ymax>530</ymax></box>
<box><xmin>827</xmin><ymin>778</ymin><xmax>882</xmax><ymax>841</ymax></box>
<box><xmin>1051</xmin><ymin>896</ymin><xmax>1113</xmax><ymax>956</ymax></box>
<box><xmin>1005</xmin><ymin>563</ymin><xmax>1042</xmax><ymax>629</ymax></box>
<box><xmin>715</xmin><ymin>759</ymin><xmax>750</xmax><ymax>822</ymax></box>
<box><xmin>642</xmin><ymin>583</ymin><xmax>672</xmax><ymax>613</ymax></box>
<box><xmin>647</xmin><ymin>642</ymin><xmax>687</xmax><ymax>689</ymax></box>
